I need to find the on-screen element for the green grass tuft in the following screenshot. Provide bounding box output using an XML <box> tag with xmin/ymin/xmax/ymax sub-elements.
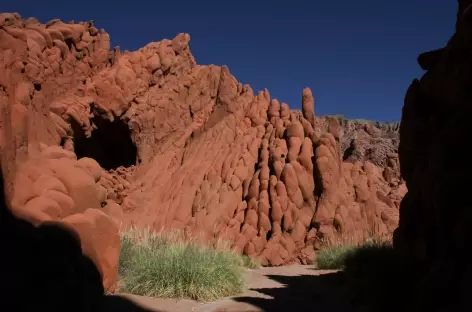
<box><xmin>241</xmin><ymin>255</ymin><xmax>261</xmax><ymax>269</ymax></box>
<box><xmin>314</xmin><ymin>233</ymin><xmax>422</xmax><ymax>311</ymax></box>
<box><xmin>342</xmin><ymin>242</ymin><xmax>408</xmax><ymax>311</ymax></box>
<box><xmin>315</xmin><ymin>233</ymin><xmax>393</xmax><ymax>270</ymax></box>
<box><xmin>316</xmin><ymin>245</ymin><xmax>356</xmax><ymax>270</ymax></box>
<box><xmin>118</xmin><ymin>228</ymin><xmax>247</xmax><ymax>302</ymax></box>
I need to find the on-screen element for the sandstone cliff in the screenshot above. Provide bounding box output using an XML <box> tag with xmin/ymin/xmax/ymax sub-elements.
<box><xmin>0</xmin><ymin>12</ymin><xmax>404</xmax><ymax>289</ymax></box>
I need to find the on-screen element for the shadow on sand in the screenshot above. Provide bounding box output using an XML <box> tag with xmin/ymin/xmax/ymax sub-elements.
<box><xmin>232</xmin><ymin>271</ymin><xmax>354</xmax><ymax>312</ymax></box>
<box><xmin>0</xmin><ymin>168</ymin><xmax>161</xmax><ymax>311</ymax></box>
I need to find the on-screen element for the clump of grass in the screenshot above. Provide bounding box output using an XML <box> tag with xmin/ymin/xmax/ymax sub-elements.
<box><xmin>342</xmin><ymin>242</ymin><xmax>410</xmax><ymax>312</ymax></box>
<box><xmin>315</xmin><ymin>232</ymin><xmax>392</xmax><ymax>270</ymax></box>
<box><xmin>316</xmin><ymin>245</ymin><xmax>356</xmax><ymax>269</ymax></box>
<box><xmin>241</xmin><ymin>255</ymin><xmax>261</xmax><ymax>269</ymax></box>
<box><xmin>118</xmin><ymin>227</ymin><xmax>246</xmax><ymax>302</ymax></box>
<box><xmin>118</xmin><ymin>231</ymin><xmax>134</xmax><ymax>276</ymax></box>
<box><xmin>315</xmin><ymin>232</ymin><xmax>424</xmax><ymax>311</ymax></box>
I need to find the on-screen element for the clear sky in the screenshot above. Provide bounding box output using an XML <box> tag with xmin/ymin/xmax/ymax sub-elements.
<box><xmin>3</xmin><ymin>0</ymin><xmax>457</xmax><ymax>122</ymax></box>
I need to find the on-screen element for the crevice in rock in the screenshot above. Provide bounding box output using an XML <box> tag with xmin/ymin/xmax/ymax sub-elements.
<box><xmin>202</xmin><ymin>67</ymin><xmax>230</xmax><ymax>131</ymax></box>
<box><xmin>312</xmin><ymin>153</ymin><xmax>324</xmax><ymax>199</ymax></box>
<box><xmin>343</xmin><ymin>140</ymin><xmax>356</xmax><ymax>161</ymax></box>
<box><xmin>311</xmin><ymin>143</ymin><xmax>324</xmax><ymax>235</ymax></box>
<box><xmin>67</xmin><ymin>115</ymin><xmax>138</xmax><ymax>170</ymax></box>
<box><xmin>64</xmin><ymin>38</ymin><xmax>74</xmax><ymax>50</ymax></box>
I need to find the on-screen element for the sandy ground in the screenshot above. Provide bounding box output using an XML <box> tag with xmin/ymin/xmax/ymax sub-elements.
<box><xmin>110</xmin><ymin>265</ymin><xmax>353</xmax><ymax>312</ymax></box>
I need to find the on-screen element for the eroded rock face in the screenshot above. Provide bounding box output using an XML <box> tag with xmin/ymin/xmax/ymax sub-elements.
<box><xmin>8</xmin><ymin>145</ymin><xmax>120</xmax><ymax>293</ymax></box>
<box><xmin>0</xmin><ymin>11</ymin><xmax>404</xmax><ymax>282</ymax></box>
<box><xmin>317</xmin><ymin>116</ymin><xmax>401</xmax><ymax>184</ymax></box>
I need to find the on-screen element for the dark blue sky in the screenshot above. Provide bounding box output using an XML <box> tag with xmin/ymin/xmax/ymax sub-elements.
<box><xmin>3</xmin><ymin>0</ymin><xmax>456</xmax><ymax>121</ymax></box>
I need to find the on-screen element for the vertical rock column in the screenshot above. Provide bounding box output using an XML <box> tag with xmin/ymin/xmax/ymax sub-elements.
<box><xmin>252</xmin><ymin>89</ymin><xmax>320</xmax><ymax>265</ymax></box>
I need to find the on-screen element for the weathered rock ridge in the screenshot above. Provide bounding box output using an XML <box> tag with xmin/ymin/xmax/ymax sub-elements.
<box><xmin>0</xmin><ymin>12</ymin><xmax>403</xmax><ymax>289</ymax></box>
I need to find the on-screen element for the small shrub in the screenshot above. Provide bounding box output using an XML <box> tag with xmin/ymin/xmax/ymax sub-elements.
<box><xmin>342</xmin><ymin>242</ymin><xmax>410</xmax><ymax>311</ymax></box>
<box><xmin>315</xmin><ymin>232</ymin><xmax>392</xmax><ymax>270</ymax></box>
<box><xmin>241</xmin><ymin>255</ymin><xmax>261</xmax><ymax>269</ymax></box>
<box><xmin>315</xmin><ymin>232</ymin><xmax>416</xmax><ymax>311</ymax></box>
<box><xmin>118</xmin><ymin>232</ymin><xmax>133</xmax><ymax>275</ymax></box>
<box><xmin>316</xmin><ymin>245</ymin><xmax>356</xmax><ymax>269</ymax></box>
<box><xmin>118</xmin><ymin>228</ymin><xmax>246</xmax><ymax>302</ymax></box>
<box><xmin>343</xmin><ymin>241</ymin><xmax>396</xmax><ymax>280</ymax></box>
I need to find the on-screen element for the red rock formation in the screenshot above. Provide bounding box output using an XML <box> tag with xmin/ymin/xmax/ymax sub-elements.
<box><xmin>0</xmin><ymin>11</ymin><xmax>405</xmax><ymax>288</ymax></box>
<box><xmin>0</xmin><ymin>12</ymin><xmax>120</xmax><ymax>292</ymax></box>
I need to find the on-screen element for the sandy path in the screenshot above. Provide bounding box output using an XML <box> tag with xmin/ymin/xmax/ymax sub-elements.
<box><xmin>109</xmin><ymin>265</ymin><xmax>353</xmax><ymax>312</ymax></box>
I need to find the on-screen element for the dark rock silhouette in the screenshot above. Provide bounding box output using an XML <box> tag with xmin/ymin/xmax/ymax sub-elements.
<box><xmin>390</xmin><ymin>0</ymin><xmax>472</xmax><ymax>310</ymax></box>
<box><xmin>0</xmin><ymin>163</ymin><xmax>98</xmax><ymax>310</ymax></box>
<box><xmin>0</xmin><ymin>167</ymin><xmax>160</xmax><ymax>311</ymax></box>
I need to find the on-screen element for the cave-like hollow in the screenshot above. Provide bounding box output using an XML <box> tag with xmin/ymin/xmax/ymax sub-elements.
<box><xmin>69</xmin><ymin>115</ymin><xmax>138</xmax><ymax>171</ymax></box>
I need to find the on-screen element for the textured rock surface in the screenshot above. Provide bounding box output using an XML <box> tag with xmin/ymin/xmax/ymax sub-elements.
<box><xmin>7</xmin><ymin>145</ymin><xmax>120</xmax><ymax>293</ymax></box>
<box><xmin>0</xmin><ymin>11</ymin><xmax>404</xmax><ymax>280</ymax></box>
<box><xmin>393</xmin><ymin>0</ymin><xmax>472</xmax><ymax>309</ymax></box>
<box><xmin>0</xmin><ymin>13</ymin><xmax>121</xmax><ymax>292</ymax></box>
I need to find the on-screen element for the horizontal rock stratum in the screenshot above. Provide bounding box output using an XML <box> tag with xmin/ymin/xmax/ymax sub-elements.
<box><xmin>0</xmin><ymin>13</ymin><xmax>405</xmax><ymax>290</ymax></box>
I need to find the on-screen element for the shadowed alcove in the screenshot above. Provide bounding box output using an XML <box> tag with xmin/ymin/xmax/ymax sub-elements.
<box><xmin>69</xmin><ymin>115</ymin><xmax>138</xmax><ymax>171</ymax></box>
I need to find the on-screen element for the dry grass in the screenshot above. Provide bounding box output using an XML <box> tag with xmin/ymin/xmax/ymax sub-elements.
<box><xmin>118</xmin><ymin>227</ymin><xmax>252</xmax><ymax>302</ymax></box>
<box><xmin>316</xmin><ymin>231</ymin><xmax>420</xmax><ymax>311</ymax></box>
<box><xmin>341</xmin><ymin>235</ymin><xmax>411</xmax><ymax>312</ymax></box>
<box><xmin>241</xmin><ymin>254</ymin><xmax>261</xmax><ymax>269</ymax></box>
<box><xmin>315</xmin><ymin>231</ymin><xmax>393</xmax><ymax>270</ymax></box>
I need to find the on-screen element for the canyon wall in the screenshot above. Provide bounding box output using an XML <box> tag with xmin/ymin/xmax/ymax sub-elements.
<box><xmin>0</xmin><ymin>12</ymin><xmax>403</xmax><ymax>290</ymax></box>
<box><xmin>393</xmin><ymin>0</ymin><xmax>472</xmax><ymax>309</ymax></box>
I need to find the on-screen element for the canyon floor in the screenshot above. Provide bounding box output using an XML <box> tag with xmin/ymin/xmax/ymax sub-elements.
<box><xmin>114</xmin><ymin>265</ymin><xmax>352</xmax><ymax>312</ymax></box>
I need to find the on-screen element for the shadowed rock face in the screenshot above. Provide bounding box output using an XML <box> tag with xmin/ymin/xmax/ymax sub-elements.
<box><xmin>0</xmin><ymin>12</ymin><xmax>403</xmax><ymax>288</ymax></box>
<box><xmin>393</xmin><ymin>0</ymin><xmax>472</xmax><ymax>309</ymax></box>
